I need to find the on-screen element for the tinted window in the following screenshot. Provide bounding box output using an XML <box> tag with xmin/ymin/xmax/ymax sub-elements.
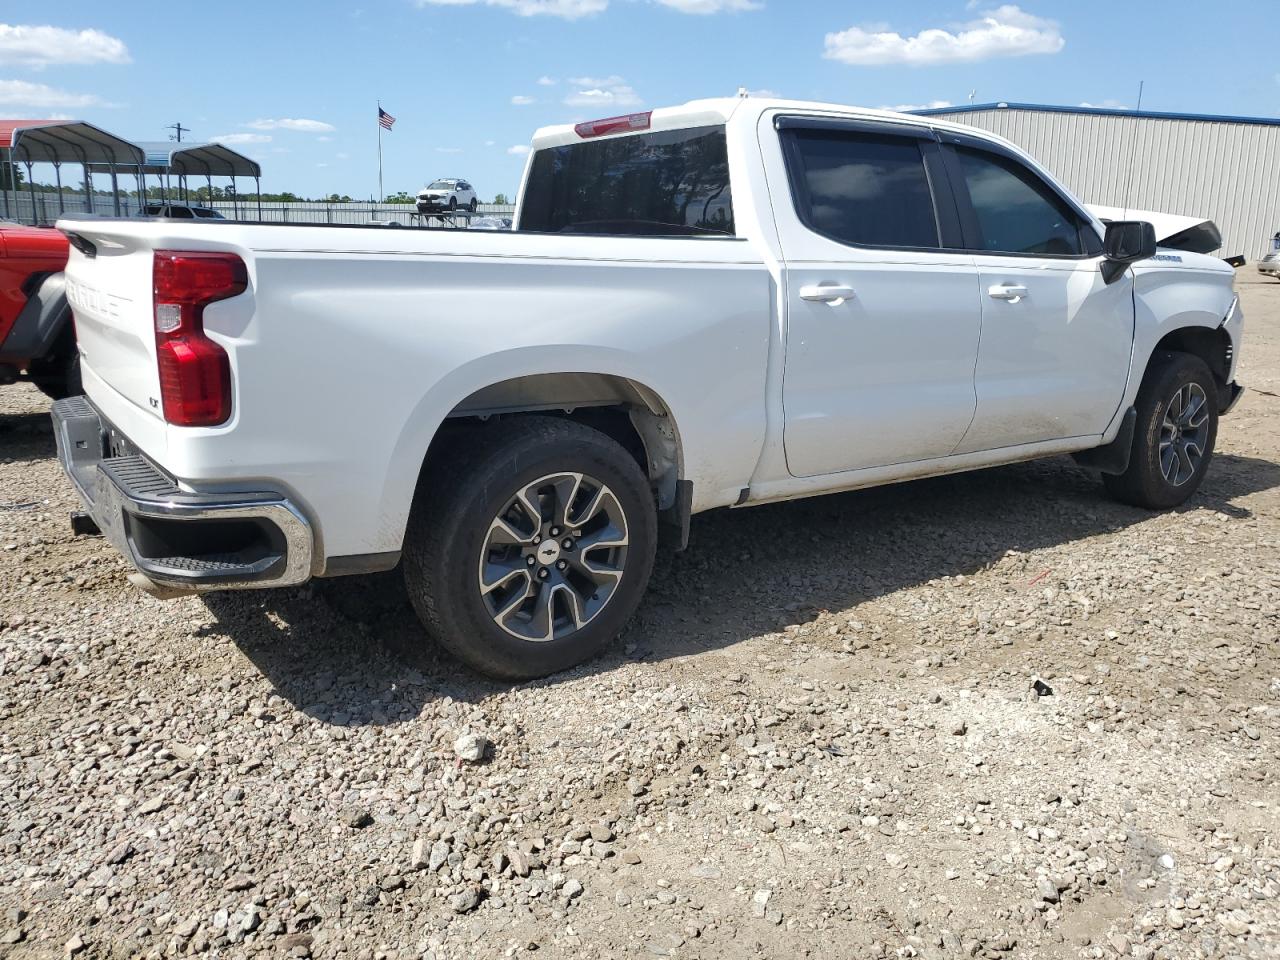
<box><xmin>787</xmin><ymin>130</ymin><xmax>939</xmax><ymax>248</ymax></box>
<box><xmin>955</xmin><ymin>147</ymin><xmax>1083</xmax><ymax>255</ymax></box>
<box><xmin>169</xmin><ymin>206</ymin><xmax>195</xmax><ymax>219</ymax></box>
<box><xmin>520</xmin><ymin>125</ymin><xmax>734</xmax><ymax>236</ymax></box>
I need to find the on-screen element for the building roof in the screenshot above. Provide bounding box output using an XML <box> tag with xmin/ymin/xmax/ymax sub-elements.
<box><xmin>0</xmin><ymin>119</ymin><xmax>145</xmax><ymax>165</ymax></box>
<box><xmin>113</xmin><ymin>141</ymin><xmax>262</xmax><ymax>178</ymax></box>
<box><xmin>911</xmin><ymin>102</ymin><xmax>1280</xmax><ymax>128</ymax></box>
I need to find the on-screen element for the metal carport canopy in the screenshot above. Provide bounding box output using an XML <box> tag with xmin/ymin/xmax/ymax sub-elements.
<box><xmin>1</xmin><ymin>119</ymin><xmax>145</xmax><ymax>220</ymax></box>
<box><xmin>127</xmin><ymin>141</ymin><xmax>261</xmax><ymax>178</ymax></box>
<box><xmin>0</xmin><ymin>119</ymin><xmax>145</xmax><ymax>165</ymax></box>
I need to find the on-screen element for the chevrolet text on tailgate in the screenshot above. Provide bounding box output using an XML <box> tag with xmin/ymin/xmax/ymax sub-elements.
<box><xmin>53</xmin><ymin>96</ymin><xmax>1245</xmax><ymax>680</ymax></box>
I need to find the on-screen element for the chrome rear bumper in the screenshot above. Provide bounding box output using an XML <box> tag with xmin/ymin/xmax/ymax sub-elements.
<box><xmin>50</xmin><ymin>396</ymin><xmax>313</xmax><ymax>594</ymax></box>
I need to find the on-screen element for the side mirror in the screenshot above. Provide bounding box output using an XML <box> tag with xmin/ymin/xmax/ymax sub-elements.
<box><xmin>1101</xmin><ymin>220</ymin><xmax>1157</xmax><ymax>284</ymax></box>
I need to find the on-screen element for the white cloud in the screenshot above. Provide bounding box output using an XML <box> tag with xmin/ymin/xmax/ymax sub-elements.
<box><xmin>653</xmin><ymin>0</ymin><xmax>760</xmax><ymax>11</ymax></box>
<box><xmin>213</xmin><ymin>133</ymin><xmax>272</xmax><ymax>145</ymax></box>
<box><xmin>0</xmin><ymin>79</ymin><xmax>106</xmax><ymax>109</ymax></box>
<box><xmin>824</xmin><ymin>5</ymin><xmax>1063</xmax><ymax>67</ymax></box>
<box><xmin>1078</xmin><ymin>99</ymin><xmax>1128</xmax><ymax>110</ymax></box>
<box><xmin>336</xmin><ymin>152</ymin><xmax>350</xmax><ymax>159</ymax></box>
<box><xmin>484</xmin><ymin>139</ymin><xmax>496</xmax><ymax>146</ymax></box>
<box><xmin>436</xmin><ymin>146</ymin><xmax>463</xmax><ymax>153</ymax></box>
<box><xmin>564</xmin><ymin>75</ymin><xmax>642</xmax><ymax>108</ymax></box>
<box><xmin>415</xmin><ymin>0</ymin><xmax>606</xmax><ymax>19</ymax></box>
<box><xmin>316</xmin><ymin>135</ymin><xmax>333</xmax><ymax>143</ymax></box>
<box><xmin>882</xmin><ymin>99</ymin><xmax>954</xmax><ymax>111</ymax></box>
<box><xmin>0</xmin><ymin>24</ymin><xmax>129</xmax><ymax>69</ymax></box>
<box><xmin>508</xmin><ymin>144</ymin><xmax>531</xmax><ymax>155</ymax></box>
<box><xmin>511</xmin><ymin>95</ymin><xmax>536</xmax><ymax>105</ymax></box>
<box><xmin>537</xmin><ymin>76</ymin><xmax>556</xmax><ymax>86</ymax></box>
<box><xmin>246</xmin><ymin>118</ymin><xmax>336</xmax><ymax>132</ymax></box>
<box><xmin>743</xmin><ymin>88</ymin><xmax>779</xmax><ymax>98</ymax></box>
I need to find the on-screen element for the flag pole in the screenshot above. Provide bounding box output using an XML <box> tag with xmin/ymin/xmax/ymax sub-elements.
<box><xmin>377</xmin><ymin>100</ymin><xmax>384</xmax><ymax>202</ymax></box>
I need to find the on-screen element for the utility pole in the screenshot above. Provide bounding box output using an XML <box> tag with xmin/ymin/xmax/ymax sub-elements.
<box><xmin>166</xmin><ymin>122</ymin><xmax>190</xmax><ymax>142</ymax></box>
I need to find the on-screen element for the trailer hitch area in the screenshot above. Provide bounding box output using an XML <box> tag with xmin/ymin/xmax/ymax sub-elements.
<box><xmin>69</xmin><ymin>511</ymin><xmax>101</xmax><ymax>537</ymax></box>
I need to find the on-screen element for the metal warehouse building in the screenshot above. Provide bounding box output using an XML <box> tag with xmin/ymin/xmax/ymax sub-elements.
<box><xmin>914</xmin><ymin>102</ymin><xmax>1280</xmax><ymax>263</ymax></box>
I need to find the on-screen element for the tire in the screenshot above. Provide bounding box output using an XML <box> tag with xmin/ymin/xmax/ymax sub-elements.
<box><xmin>402</xmin><ymin>416</ymin><xmax>657</xmax><ymax>680</ymax></box>
<box><xmin>449</xmin><ymin>197</ymin><xmax>457</xmax><ymax>213</ymax></box>
<box><xmin>469</xmin><ymin>198</ymin><xmax>478</xmax><ymax>213</ymax></box>
<box><xmin>1102</xmin><ymin>351</ymin><xmax>1218</xmax><ymax>509</ymax></box>
<box><xmin>32</xmin><ymin>343</ymin><xmax>82</xmax><ymax>401</ymax></box>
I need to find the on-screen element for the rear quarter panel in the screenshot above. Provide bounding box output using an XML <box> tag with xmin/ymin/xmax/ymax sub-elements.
<box><xmin>161</xmin><ymin>229</ymin><xmax>773</xmax><ymax>560</ymax></box>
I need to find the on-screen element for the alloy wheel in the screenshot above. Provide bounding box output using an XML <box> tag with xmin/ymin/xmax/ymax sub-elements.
<box><xmin>1159</xmin><ymin>382</ymin><xmax>1210</xmax><ymax>486</ymax></box>
<box><xmin>477</xmin><ymin>472</ymin><xmax>629</xmax><ymax>642</ymax></box>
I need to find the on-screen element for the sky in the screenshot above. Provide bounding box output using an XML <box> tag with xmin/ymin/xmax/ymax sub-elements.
<box><xmin>3</xmin><ymin>1</ymin><xmax>1277</xmax><ymax>201</ymax></box>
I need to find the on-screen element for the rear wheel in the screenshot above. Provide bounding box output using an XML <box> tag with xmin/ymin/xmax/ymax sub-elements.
<box><xmin>1102</xmin><ymin>351</ymin><xmax>1218</xmax><ymax>509</ymax></box>
<box><xmin>402</xmin><ymin>416</ymin><xmax>657</xmax><ymax>680</ymax></box>
<box><xmin>449</xmin><ymin>197</ymin><xmax>457</xmax><ymax>213</ymax></box>
<box><xmin>31</xmin><ymin>341</ymin><xmax>82</xmax><ymax>400</ymax></box>
<box><xmin>469</xmin><ymin>197</ymin><xmax>478</xmax><ymax>213</ymax></box>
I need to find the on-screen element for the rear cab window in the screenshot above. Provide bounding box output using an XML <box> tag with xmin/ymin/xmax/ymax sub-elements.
<box><xmin>519</xmin><ymin>125</ymin><xmax>734</xmax><ymax>237</ymax></box>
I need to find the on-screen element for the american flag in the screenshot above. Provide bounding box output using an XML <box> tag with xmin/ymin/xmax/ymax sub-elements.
<box><xmin>378</xmin><ymin>107</ymin><xmax>396</xmax><ymax>130</ymax></box>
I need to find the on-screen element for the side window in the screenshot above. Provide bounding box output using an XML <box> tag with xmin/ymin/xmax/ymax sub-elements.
<box><xmin>786</xmin><ymin>129</ymin><xmax>940</xmax><ymax>249</ymax></box>
<box><xmin>953</xmin><ymin>146</ymin><xmax>1084</xmax><ymax>256</ymax></box>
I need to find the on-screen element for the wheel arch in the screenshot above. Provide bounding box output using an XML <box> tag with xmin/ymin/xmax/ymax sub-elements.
<box><xmin>1143</xmin><ymin>325</ymin><xmax>1233</xmax><ymax>393</ymax></box>
<box><xmin>379</xmin><ymin>361</ymin><xmax>687</xmax><ymax>557</ymax></box>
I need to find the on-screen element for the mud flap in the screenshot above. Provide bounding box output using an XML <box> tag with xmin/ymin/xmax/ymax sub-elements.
<box><xmin>1071</xmin><ymin>407</ymin><xmax>1137</xmax><ymax>476</ymax></box>
<box><xmin>658</xmin><ymin>479</ymin><xmax>693</xmax><ymax>552</ymax></box>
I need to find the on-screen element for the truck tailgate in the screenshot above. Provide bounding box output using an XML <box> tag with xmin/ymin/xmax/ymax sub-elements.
<box><xmin>62</xmin><ymin>228</ymin><xmax>162</xmax><ymax>420</ymax></box>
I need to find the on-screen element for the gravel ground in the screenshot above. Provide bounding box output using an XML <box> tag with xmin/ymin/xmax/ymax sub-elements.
<box><xmin>1</xmin><ymin>276</ymin><xmax>1278</xmax><ymax>960</ymax></box>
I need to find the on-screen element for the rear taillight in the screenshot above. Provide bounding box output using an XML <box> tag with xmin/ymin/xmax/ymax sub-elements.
<box><xmin>574</xmin><ymin>111</ymin><xmax>652</xmax><ymax>139</ymax></box>
<box><xmin>152</xmin><ymin>250</ymin><xmax>247</xmax><ymax>426</ymax></box>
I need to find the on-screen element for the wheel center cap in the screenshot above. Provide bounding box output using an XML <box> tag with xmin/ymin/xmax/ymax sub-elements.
<box><xmin>536</xmin><ymin>539</ymin><xmax>561</xmax><ymax>565</ymax></box>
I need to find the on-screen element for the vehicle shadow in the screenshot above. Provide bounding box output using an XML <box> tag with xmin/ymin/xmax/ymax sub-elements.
<box><xmin>0</xmin><ymin>409</ymin><xmax>56</xmax><ymax>465</ymax></box>
<box><xmin>201</xmin><ymin>450</ymin><xmax>1280</xmax><ymax>726</ymax></box>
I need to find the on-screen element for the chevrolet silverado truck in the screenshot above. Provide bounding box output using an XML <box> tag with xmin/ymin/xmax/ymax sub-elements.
<box><xmin>52</xmin><ymin>96</ymin><xmax>1245</xmax><ymax>680</ymax></box>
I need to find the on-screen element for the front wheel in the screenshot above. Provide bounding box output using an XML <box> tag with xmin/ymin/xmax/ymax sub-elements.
<box><xmin>402</xmin><ymin>416</ymin><xmax>657</xmax><ymax>680</ymax></box>
<box><xmin>448</xmin><ymin>197</ymin><xmax>457</xmax><ymax>213</ymax></box>
<box><xmin>1102</xmin><ymin>351</ymin><xmax>1218</xmax><ymax>509</ymax></box>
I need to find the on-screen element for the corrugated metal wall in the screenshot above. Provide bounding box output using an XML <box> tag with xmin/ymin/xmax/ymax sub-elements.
<box><xmin>925</xmin><ymin>107</ymin><xmax>1280</xmax><ymax>262</ymax></box>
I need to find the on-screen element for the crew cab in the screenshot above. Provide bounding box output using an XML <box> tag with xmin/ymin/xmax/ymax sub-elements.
<box><xmin>0</xmin><ymin>220</ymin><xmax>79</xmax><ymax>398</ymax></box>
<box><xmin>52</xmin><ymin>96</ymin><xmax>1245</xmax><ymax>680</ymax></box>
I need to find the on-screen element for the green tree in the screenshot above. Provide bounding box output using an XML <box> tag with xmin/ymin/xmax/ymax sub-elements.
<box><xmin>384</xmin><ymin>191</ymin><xmax>413</xmax><ymax>203</ymax></box>
<box><xmin>0</xmin><ymin>163</ymin><xmax>25</xmax><ymax>191</ymax></box>
<box><xmin>493</xmin><ymin>193</ymin><xmax>509</xmax><ymax>205</ymax></box>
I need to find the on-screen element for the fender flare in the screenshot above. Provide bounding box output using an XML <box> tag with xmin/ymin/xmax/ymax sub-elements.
<box><xmin>0</xmin><ymin>272</ymin><xmax>72</xmax><ymax>362</ymax></box>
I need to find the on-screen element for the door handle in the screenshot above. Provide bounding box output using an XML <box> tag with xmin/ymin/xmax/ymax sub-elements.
<box><xmin>988</xmin><ymin>283</ymin><xmax>1028</xmax><ymax>302</ymax></box>
<box><xmin>800</xmin><ymin>283</ymin><xmax>856</xmax><ymax>304</ymax></box>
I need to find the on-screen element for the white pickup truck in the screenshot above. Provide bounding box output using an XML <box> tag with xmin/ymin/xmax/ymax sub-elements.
<box><xmin>53</xmin><ymin>96</ymin><xmax>1244</xmax><ymax>679</ymax></box>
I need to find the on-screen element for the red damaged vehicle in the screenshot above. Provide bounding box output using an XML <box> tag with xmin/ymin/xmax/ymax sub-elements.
<box><xmin>0</xmin><ymin>220</ymin><xmax>77</xmax><ymax>397</ymax></box>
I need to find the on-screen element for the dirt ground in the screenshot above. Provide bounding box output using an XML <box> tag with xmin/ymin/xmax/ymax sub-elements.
<box><xmin>1</xmin><ymin>275</ymin><xmax>1277</xmax><ymax>960</ymax></box>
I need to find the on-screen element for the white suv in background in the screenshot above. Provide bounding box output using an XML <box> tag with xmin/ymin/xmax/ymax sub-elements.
<box><xmin>1259</xmin><ymin>232</ymin><xmax>1280</xmax><ymax>279</ymax></box>
<box><xmin>417</xmin><ymin>179</ymin><xmax>478</xmax><ymax>214</ymax></box>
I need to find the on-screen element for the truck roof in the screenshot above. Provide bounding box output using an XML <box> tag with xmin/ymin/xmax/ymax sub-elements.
<box><xmin>528</xmin><ymin>95</ymin><xmax>1013</xmax><ymax>151</ymax></box>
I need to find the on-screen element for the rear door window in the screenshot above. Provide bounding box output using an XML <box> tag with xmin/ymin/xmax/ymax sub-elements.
<box><xmin>783</xmin><ymin>128</ymin><xmax>941</xmax><ymax>249</ymax></box>
<box><xmin>520</xmin><ymin>125</ymin><xmax>734</xmax><ymax>236</ymax></box>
